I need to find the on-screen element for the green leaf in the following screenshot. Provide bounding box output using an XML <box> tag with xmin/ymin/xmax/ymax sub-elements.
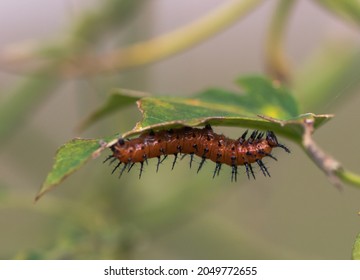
<box><xmin>35</xmin><ymin>139</ymin><xmax>102</xmax><ymax>202</ymax></box>
<box><xmin>234</xmin><ymin>76</ymin><xmax>299</xmax><ymax>117</ymax></box>
<box><xmin>134</xmin><ymin>98</ymin><xmax>328</xmax><ymax>142</ymax></box>
<box><xmin>352</xmin><ymin>233</ymin><xmax>360</xmax><ymax>260</ymax></box>
<box><xmin>82</xmin><ymin>75</ymin><xmax>301</xmax><ymax>133</ymax></box>
<box><xmin>77</xmin><ymin>88</ymin><xmax>148</xmax><ymax>131</ymax></box>
<box><xmin>128</xmin><ymin>75</ymin><xmax>327</xmax><ymax>142</ymax></box>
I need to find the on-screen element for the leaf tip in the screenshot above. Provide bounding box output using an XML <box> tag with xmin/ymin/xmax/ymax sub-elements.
<box><xmin>33</xmin><ymin>185</ymin><xmax>50</xmax><ymax>203</ymax></box>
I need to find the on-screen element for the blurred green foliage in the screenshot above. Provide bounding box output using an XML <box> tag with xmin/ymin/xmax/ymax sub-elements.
<box><xmin>352</xmin><ymin>233</ymin><xmax>360</xmax><ymax>260</ymax></box>
<box><xmin>1</xmin><ymin>0</ymin><xmax>360</xmax><ymax>260</ymax></box>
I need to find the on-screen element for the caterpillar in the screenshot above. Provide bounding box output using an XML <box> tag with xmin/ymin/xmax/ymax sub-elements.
<box><xmin>104</xmin><ymin>125</ymin><xmax>290</xmax><ymax>182</ymax></box>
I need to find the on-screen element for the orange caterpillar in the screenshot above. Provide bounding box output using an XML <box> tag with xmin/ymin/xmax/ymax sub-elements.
<box><xmin>104</xmin><ymin>125</ymin><xmax>290</xmax><ymax>181</ymax></box>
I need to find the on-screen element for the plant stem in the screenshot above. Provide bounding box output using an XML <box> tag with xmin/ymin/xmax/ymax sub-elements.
<box><xmin>265</xmin><ymin>0</ymin><xmax>296</xmax><ymax>84</ymax></box>
<box><xmin>301</xmin><ymin>117</ymin><xmax>360</xmax><ymax>189</ymax></box>
<box><xmin>63</xmin><ymin>0</ymin><xmax>265</xmax><ymax>76</ymax></box>
<box><xmin>336</xmin><ymin>169</ymin><xmax>360</xmax><ymax>189</ymax></box>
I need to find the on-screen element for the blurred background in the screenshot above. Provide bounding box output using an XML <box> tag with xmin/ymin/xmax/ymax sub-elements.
<box><xmin>1</xmin><ymin>0</ymin><xmax>360</xmax><ymax>259</ymax></box>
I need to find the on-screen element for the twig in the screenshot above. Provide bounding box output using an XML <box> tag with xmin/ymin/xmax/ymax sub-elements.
<box><xmin>301</xmin><ymin>118</ymin><xmax>343</xmax><ymax>189</ymax></box>
<box><xmin>1</xmin><ymin>0</ymin><xmax>265</xmax><ymax>77</ymax></box>
<box><xmin>265</xmin><ymin>0</ymin><xmax>296</xmax><ymax>84</ymax></box>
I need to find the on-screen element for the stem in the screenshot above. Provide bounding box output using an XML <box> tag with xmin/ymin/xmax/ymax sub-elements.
<box><xmin>301</xmin><ymin>117</ymin><xmax>360</xmax><ymax>189</ymax></box>
<box><xmin>63</xmin><ymin>0</ymin><xmax>265</xmax><ymax>76</ymax></box>
<box><xmin>265</xmin><ymin>0</ymin><xmax>296</xmax><ymax>84</ymax></box>
<box><xmin>336</xmin><ymin>169</ymin><xmax>360</xmax><ymax>189</ymax></box>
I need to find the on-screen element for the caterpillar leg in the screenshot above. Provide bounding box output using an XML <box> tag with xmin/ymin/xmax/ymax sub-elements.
<box><xmin>159</xmin><ymin>148</ymin><xmax>167</xmax><ymax>163</ymax></box>
<box><xmin>172</xmin><ymin>153</ymin><xmax>178</xmax><ymax>170</ymax></box>
<box><xmin>213</xmin><ymin>162</ymin><xmax>222</xmax><ymax>178</ymax></box>
<box><xmin>189</xmin><ymin>153</ymin><xmax>194</xmax><ymax>168</ymax></box>
<box><xmin>265</xmin><ymin>153</ymin><xmax>277</xmax><ymax>161</ymax></box>
<box><xmin>111</xmin><ymin>161</ymin><xmax>122</xmax><ymax>174</ymax></box>
<box><xmin>181</xmin><ymin>153</ymin><xmax>195</xmax><ymax>169</ymax></box>
<box><xmin>156</xmin><ymin>156</ymin><xmax>161</xmax><ymax>172</ymax></box>
<box><xmin>256</xmin><ymin>159</ymin><xmax>270</xmax><ymax>177</ymax></box>
<box><xmin>277</xmin><ymin>143</ymin><xmax>291</xmax><ymax>153</ymax></box>
<box><xmin>160</xmin><ymin>155</ymin><xmax>168</xmax><ymax>163</ymax></box>
<box><xmin>266</xmin><ymin>131</ymin><xmax>291</xmax><ymax>153</ymax></box>
<box><xmin>172</xmin><ymin>145</ymin><xmax>182</xmax><ymax>170</ymax></box>
<box><xmin>244</xmin><ymin>163</ymin><xmax>255</xmax><ymax>180</ymax></box>
<box><xmin>231</xmin><ymin>165</ymin><xmax>238</xmax><ymax>182</ymax></box>
<box><xmin>139</xmin><ymin>161</ymin><xmax>144</xmax><ymax>179</ymax></box>
<box><xmin>127</xmin><ymin>162</ymin><xmax>135</xmax><ymax>172</ymax></box>
<box><xmin>103</xmin><ymin>154</ymin><xmax>114</xmax><ymax>164</ymax></box>
<box><xmin>197</xmin><ymin>157</ymin><xmax>206</xmax><ymax>173</ymax></box>
<box><xmin>197</xmin><ymin>147</ymin><xmax>209</xmax><ymax>173</ymax></box>
<box><xmin>143</xmin><ymin>154</ymin><xmax>148</xmax><ymax>165</ymax></box>
<box><xmin>119</xmin><ymin>163</ymin><xmax>128</xmax><ymax>178</ymax></box>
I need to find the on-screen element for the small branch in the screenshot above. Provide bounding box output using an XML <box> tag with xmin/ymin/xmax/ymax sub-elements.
<box><xmin>1</xmin><ymin>0</ymin><xmax>264</xmax><ymax>77</ymax></box>
<box><xmin>336</xmin><ymin>169</ymin><xmax>360</xmax><ymax>188</ymax></box>
<box><xmin>0</xmin><ymin>41</ymin><xmax>49</xmax><ymax>74</ymax></box>
<box><xmin>265</xmin><ymin>0</ymin><xmax>296</xmax><ymax>84</ymax></box>
<box><xmin>61</xmin><ymin>0</ymin><xmax>264</xmax><ymax>76</ymax></box>
<box><xmin>301</xmin><ymin>118</ymin><xmax>360</xmax><ymax>189</ymax></box>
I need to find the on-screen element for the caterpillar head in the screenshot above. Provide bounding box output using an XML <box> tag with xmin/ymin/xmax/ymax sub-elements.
<box><xmin>266</xmin><ymin>131</ymin><xmax>290</xmax><ymax>153</ymax></box>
